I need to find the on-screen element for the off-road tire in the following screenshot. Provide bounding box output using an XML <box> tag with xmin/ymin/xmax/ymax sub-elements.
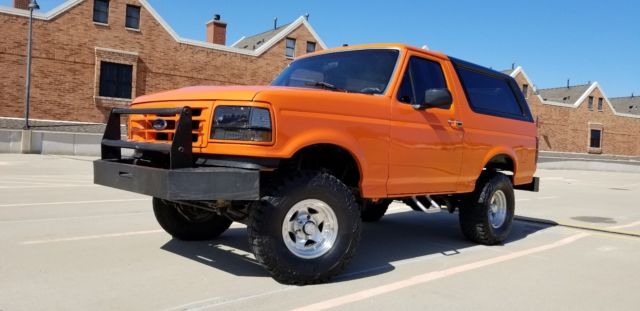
<box><xmin>247</xmin><ymin>171</ymin><xmax>361</xmax><ymax>285</ymax></box>
<box><xmin>459</xmin><ymin>172</ymin><xmax>515</xmax><ymax>245</ymax></box>
<box><xmin>153</xmin><ymin>198</ymin><xmax>233</xmax><ymax>241</ymax></box>
<box><xmin>360</xmin><ymin>199</ymin><xmax>391</xmax><ymax>222</ymax></box>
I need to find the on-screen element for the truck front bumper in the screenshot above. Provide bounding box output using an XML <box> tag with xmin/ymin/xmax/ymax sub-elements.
<box><xmin>94</xmin><ymin>160</ymin><xmax>260</xmax><ymax>201</ymax></box>
<box><xmin>93</xmin><ymin>106</ymin><xmax>259</xmax><ymax>201</ymax></box>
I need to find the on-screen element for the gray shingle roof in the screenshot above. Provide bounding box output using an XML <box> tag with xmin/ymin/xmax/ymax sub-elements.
<box><xmin>232</xmin><ymin>23</ymin><xmax>291</xmax><ymax>50</ymax></box>
<box><xmin>609</xmin><ymin>96</ymin><xmax>640</xmax><ymax>115</ymax></box>
<box><xmin>537</xmin><ymin>84</ymin><xmax>592</xmax><ymax>104</ymax></box>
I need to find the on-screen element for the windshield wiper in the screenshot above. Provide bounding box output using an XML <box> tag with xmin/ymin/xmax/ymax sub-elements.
<box><xmin>305</xmin><ymin>81</ymin><xmax>348</xmax><ymax>93</ymax></box>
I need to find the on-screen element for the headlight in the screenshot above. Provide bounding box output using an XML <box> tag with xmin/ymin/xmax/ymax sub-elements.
<box><xmin>211</xmin><ymin>106</ymin><xmax>272</xmax><ymax>142</ymax></box>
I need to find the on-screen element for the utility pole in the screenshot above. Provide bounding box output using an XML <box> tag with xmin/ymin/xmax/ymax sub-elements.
<box><xmin>23</xmin><ymin>0</ymin><xmax>40</xmax><ymax>129</ymax></box>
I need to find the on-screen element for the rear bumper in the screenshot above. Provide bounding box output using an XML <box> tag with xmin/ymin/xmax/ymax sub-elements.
<box><xmin>94</xmin><ymin>160</ymin><xmax>260</xmax><ymax>201</ymax></box>
<box><xmin>515</xmin><ymin>176</ymin><xmax>540</xmax><ymax>192</ymax></box>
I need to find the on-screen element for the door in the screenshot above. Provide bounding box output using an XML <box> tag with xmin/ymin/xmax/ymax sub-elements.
<box><xmin>387</xmin><ymin>54</ymin><xmax>464</xmax><ymax>195</ymax></box>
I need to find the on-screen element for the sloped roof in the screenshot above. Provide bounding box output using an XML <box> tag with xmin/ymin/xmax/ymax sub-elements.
<box><xmin>501</xmin><ymin>69</ymin><xmax>514</xmax><ymax>75</ymax></box>
<box><xmin>537</xmin><ymin>84</ymin><xmax>592</xmax><ymax>104</ymax></box>
<box><xmin>232</xmin><ymin>23</ymin><xmax>291</xmax><ymax>50</ymax></box>
<box><xmin>0</xmin><ymin>0</ymin><xmax>327</xmax><ymax>57</ymax></box>
<box><xmin>609</xmin><ymin>96</ymin><xmax>640</xmax><ymax>115</ymax></box>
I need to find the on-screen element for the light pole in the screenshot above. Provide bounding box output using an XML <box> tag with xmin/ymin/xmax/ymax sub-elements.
<box><xmin>23</xmin><ymin>0</ymin><xmax>40</xmax><ymax>130</ymax></box>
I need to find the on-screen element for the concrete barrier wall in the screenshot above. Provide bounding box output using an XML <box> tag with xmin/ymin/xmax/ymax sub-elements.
<box><xmin>0</xmin><ymin>129</ymin><xmax>103</xmax><ymax>156</ymax></box>
<box><xmin>0</xmin><ymin>130</ymin><xmax>22</xmax><ymax>153</ymax></box>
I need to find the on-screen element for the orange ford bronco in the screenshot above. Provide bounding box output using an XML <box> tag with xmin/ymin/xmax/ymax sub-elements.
<box><xmin>94</xmin><ymin>44</ymin><xmax>539</xmax><ymax>284</ymax></box>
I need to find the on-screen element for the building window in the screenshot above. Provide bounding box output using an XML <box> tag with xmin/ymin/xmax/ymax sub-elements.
<box><xmin>93</xmin><ymin>0</ymin><xmax>109</xmax><ymax>24</ymax></box>
<box><xmin>306</xmin><ymin>41</ymin><xmax>316</xmax><ymax>53</ymax></box>
<box><xmin>126</xmin><ymin>5</ymin><xmax>141</xmax><ymax>29</ymax></box>
<box><xmin>285</xmin><ymin>38</ymin><xmax>296</xmax><ymax>58</ymax></box>
<box><xmin>99</xmin><ymin>62</ymin><xmax>133</xmax><ymax>99</ymax></box>
<box><xmin>588</xmin><ymin>96</ymin><xmax>594</xmax><ymax>110</ymax></box>
<box><xmin>597</xmin><ymin>97</ymin><xmax>603</xmax><ymax>111</ymax></box>
<box><xmin>522</xmin><ymin>84</ymin><xmax>529</xmax><ymax>98</ymax></box>
<box><xmin>590</xmin><ymin>129</ymin><xmax>601</xmax><ymax>149</ymax></box>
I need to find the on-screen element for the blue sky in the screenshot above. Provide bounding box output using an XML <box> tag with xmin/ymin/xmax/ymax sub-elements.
<box><xmin>3</xmin><ymin>0</ymin><xmax>639</xmax><ymax>97</ymax></box>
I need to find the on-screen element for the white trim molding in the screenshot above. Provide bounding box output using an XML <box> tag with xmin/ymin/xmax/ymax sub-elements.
<box><xmin>0</xmin><ymin>0</ymin><xmax>327</xmax><ymax>58</ymax></box>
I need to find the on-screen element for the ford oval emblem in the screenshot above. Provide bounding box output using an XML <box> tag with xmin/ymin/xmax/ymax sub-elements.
<box><xmin>152</xmin><ymin>119</ymin><xmax>168</xmax><ymax>130</ymax></box>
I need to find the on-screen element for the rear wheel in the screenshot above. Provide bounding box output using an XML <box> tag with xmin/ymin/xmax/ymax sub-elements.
<box><xmin>247</xmin><ymin>171</ymin><xmax>361</xmax><ymax>285</ymax></box>
<box><xmin>360</xmin><ymin>199</ymin><xmax>391</xmax><ymax>222</ymax></box>
<box><xmin>459</xmin><ymin>172</ymin><xmax>515</xmax><ymax>245</ymax></box>
<box><xmin>153</xmin><ymin>198</ymin><xmax>232</xmax><ymax>241</ymax></box>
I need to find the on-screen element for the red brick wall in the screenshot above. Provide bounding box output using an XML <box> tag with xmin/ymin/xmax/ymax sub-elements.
<box><xmin>13</xmin><ymin>0</ymin><xmax>29</xmax><ymax>10</ymax></box>
<box><xmin>512</xmin><ymin>72</ymin><xmax>640</xmax><ymax>156</ymax></box>
<box><xmin>0</xmin><ymin>0</ymin><xmax>320</xmax><ymax>123</ymax></box>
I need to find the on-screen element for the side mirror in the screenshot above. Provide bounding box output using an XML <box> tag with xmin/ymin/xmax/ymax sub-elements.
<box><xmin>412</xmin><ymin>88</ymin><xmax>452</xmax><ymax>110</ymax></box>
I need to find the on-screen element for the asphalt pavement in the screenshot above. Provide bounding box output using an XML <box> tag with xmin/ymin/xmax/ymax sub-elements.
<box><xmin>1</xmin><ymin>154</ymin><xmax>639</xmax><ymax>310</ymax></box>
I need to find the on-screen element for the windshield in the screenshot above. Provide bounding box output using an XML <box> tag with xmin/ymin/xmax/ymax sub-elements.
<box><xmin>271</xmin><ymin>49</ymin><xmax>400</xmax><ymax>95</ymax></box>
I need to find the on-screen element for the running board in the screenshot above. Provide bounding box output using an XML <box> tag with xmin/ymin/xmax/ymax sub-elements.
<box><xmin>411</xmin><ymin>196</ymin><xmax>442</xmax><ymax>214</ymax></box>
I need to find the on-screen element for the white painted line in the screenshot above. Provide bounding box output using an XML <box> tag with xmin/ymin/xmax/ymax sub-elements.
<box><xmin>536</xmin><ymin>196</ymin><xmax>558</xmax><ymax>200</ymax></box>
<box><xmin>516</xmin><ymin>198</ymin><xmax>532</xmax><ymax>202</ymax></box>
<box><xmin>20</xmin><ymin>229</ymin><xmax>164</xmax><ymax>245</ymax></box>
<box><xmin>292</xmin><ymin>233</ymin><xmax>589</xmax><ymax>311</ymax></box>
<box><xmin>0</xmin><ymin>198</ymin><xmax>148</xmax><ymax>207</ymax></box>
<box><xmin>0</xmin><ymin>184</ymin><xmax>98</xmax><ymax>189</ymax></box>
<box><xmin>196</xmin><ymin>255</ymin><xmax>215</xmax><ymax>262</ymax></box>
<box><xmin>164</xmin><ymin>287</ymin><xmax>296</xmax><ymax>311</ymax></box>
<box><xmin>609</xmin><ymin>220</ymin><xmax>640</xmax><ymax>230</ymax></box>
<box><xmin>0</xmin><ymin>211</ymin><xmax>152</xmax><ymax>224</ymax></box>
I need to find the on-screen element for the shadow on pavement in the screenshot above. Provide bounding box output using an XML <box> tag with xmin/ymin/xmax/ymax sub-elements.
<box><xmin>160</xmin><ymin>210</ymin><xmax>552</xmax><ymax>281</ymax></box>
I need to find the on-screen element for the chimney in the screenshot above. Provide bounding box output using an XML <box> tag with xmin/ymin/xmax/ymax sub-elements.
<box><xmin>273</xmin><ymin>17</ymin><xmax>278</xmax><ymax>30</ymax></box>
<box><xmin>13</xmin><ymin>0</ymin><xmax>29</xmax><ymax>10</ymax></box>
<box><xmin>206</xmin><ymin>14</ymin><xmax>227</xmax><ymax>45</ymax></box>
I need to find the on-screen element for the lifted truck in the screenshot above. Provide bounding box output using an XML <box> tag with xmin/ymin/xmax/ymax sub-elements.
<box><xmin>94</xmin><ymin>44</ymin><xmax>539</xmax><ymax>285</ymax></box>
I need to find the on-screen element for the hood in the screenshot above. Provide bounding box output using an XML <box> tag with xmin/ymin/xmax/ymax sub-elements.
<box><xmin>132</xmin><ymin>85</ymin><xmax>287</xmax><ymax>104</ymax></box>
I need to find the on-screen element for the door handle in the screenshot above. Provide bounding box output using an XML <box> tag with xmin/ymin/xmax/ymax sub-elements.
<box><xmin>448</xmin><ymin>119</ymin><xmax>463</xmax><ymax>129</ymax></box>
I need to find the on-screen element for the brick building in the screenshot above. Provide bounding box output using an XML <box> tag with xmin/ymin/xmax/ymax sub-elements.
<box><xmin>2</xmin><ymin>0</ymin><xmax>640</xmax><ymax>156</ymax></box>
<box><xmin>0</xmin><ymin>0</ymin><xmax>325</xmax><ymax>123</ymax></box>
<box><xmin>505</xmin><ymin>67</ymin><xmax>640</xmax><ymax>156</ymax></box>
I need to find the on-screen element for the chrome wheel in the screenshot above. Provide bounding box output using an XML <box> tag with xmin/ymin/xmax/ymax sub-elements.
<box><xmin>489</xmin><ymin>190</ymin><xmax>508</xmax><ymax>228</ymax></box>
<box><xmin>281</xmin><ymin>199</ymin><xmax>339</xmax><ymax>259</ymax></box>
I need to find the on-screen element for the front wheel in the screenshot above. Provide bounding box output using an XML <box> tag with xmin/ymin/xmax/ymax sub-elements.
<box><xmin>459</xmin><ymin>172</ymin><xmax>515</xmax><ymax>245</ymax></box>
<box><xmin>153</xmin><ymin>198</ymin><xmax>233</xmax><ymax>241</ymax></box>
<box><xmin>247</xmin><ymin>171</ymin><xmax>361</xmax><ymax>285</ymax></box>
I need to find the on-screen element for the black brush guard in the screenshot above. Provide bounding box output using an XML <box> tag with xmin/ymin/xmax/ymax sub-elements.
<box><xmin>101</xmin><ymin>106</ymin><xmax>193</xmax><ymax>169</ymax></box>
<box><xmin>93</xmin><ymin>106</ymin><xmax>260</xmax><ymax>201</ymax></box>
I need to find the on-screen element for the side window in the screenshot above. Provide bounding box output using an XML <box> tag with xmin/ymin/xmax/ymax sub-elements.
<box><xmin>456</xmin><ymin>68</ymin><xmax>523</xmax><ymax>117</ymax></box>
<box><xmin>396</xmin><ymin>56</ymin><xmax>449</xmax><ymax>109</ymax></box>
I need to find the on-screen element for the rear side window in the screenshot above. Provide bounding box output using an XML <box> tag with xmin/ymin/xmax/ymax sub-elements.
<box><xmin>397</xmin><ymin>57</ymin><xmax>448</xmax><ymax>108</ymax></box>
<box><xmin>456</xmin><ymin>68</ymin><xmax>523</xmax><ymax>118</ymax></box>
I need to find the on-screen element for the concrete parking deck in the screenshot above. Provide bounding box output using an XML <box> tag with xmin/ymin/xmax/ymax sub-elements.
<box><xmin>0</xmin><ymin>154</ymin><xmax>639</xmax><ymax>310</ymax></box>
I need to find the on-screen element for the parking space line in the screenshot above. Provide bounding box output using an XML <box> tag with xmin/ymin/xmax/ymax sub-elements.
<box><xmin>20</xmin><ymin>229</ymin><xmax>164</xmax><ymax>245</ymax></box>
<box><xmin>515</xmin><ymin>216</ymin><xmax>640</xmax><ymax>238</ymax></box>
<box><xmin>609</xmin><ymin>220</ymin><xmax>640</xmax><ymax>230</ymax></box>
<box><xmin>0</xmin><ymin>184</ymin><xmax>98</xmax><ymax>189</ymax></box>
<box><xmin>292</xmin><ymin>233</ymin><xmax>589</xmax><ymax>311</ymax></box>
<box><xmin>0</xmin><ymin>211</ymin><xmax>152</xmax><ymax>224</ymax></box>
<box><xmin>0</xmin><ymin>198</ymin><xmax>148</xmax><ymax>207</ymax></box>
<box><xmin>164</xmin><ymin>287</ymin><xmax>296</xmax><ymax>311</ymax></box>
